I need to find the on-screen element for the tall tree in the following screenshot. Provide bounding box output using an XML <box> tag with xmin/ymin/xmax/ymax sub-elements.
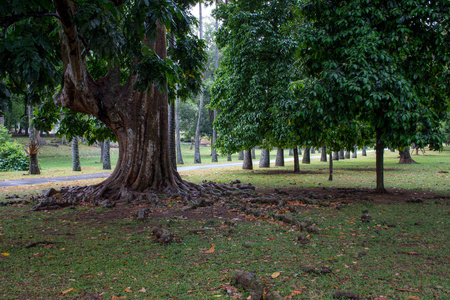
<box><xmin>1</xmin><ymin>0</ymin><xmax>207</xmax><ymax>201</ymax></box>
<box><xmin>296</xmin><ymin>0</ymin><xmax>449</xmax><ymax>193</ymax></box>
<box><xmin>194</xmin><ymin>2</ymin><xmax>204</xmax><ymax>164</ymax></box>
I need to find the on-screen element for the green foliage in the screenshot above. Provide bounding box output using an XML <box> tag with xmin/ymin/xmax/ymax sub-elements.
<box><xmin>211</xmin><ymin>0</ymin><xmax>297</xmax><ymax>154</ymax></box>
<box><xmin>0</xmin><ymin>136</ymin><xmax>28</xmax><ymax>171</ymax></box>
<box><xmin>295</xmin><ymin>0</ymin><xmax>450</xmax><ymax>150</ymax></box>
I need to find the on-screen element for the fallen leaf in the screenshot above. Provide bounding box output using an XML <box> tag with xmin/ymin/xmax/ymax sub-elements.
<box><xmin>271</xmin><ymin>271</ymin><xmax>281</xmax><ymax>279</ymax></box>
<box><xmin>139</xmin><ymin>288</ymin><xmax>146</xmax><ymax>293</ymax></box>
<box><xmin>204</xmin><ymin>243</ymin><xmax>215</xmax><ymax>254</ymax></box>
<box><xmin>61</xmin><ymin>288</ymin><xmax>75</xmax><ymax>295</ymax></box>
<box><xmin>124</xmin><ymin>288</ymin><xmax>133</xmax><ymax>293</ymax></box>
<box><xmin>111</xmin><ymin>296</ymin><xmax>127</xmax><ymax>300</ymax></box>
<box><xmin>1</xmin><ymin>253</ymin><xmax>10</xmax><ymax>256</ymax></box>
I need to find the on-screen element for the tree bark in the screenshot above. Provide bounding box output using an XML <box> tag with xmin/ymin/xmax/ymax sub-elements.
<box><xmin>238</xmin><ymin>151</ymin><xmax>244</xmax><ymax>160</ymax></box>
<box><xmin>169</xmin><ymin>100</ymin><xmax>177</xmax><ymax>170</ymax></box>
<box><xmin>310</xmin><ymin>147</ymin><xmax>315</xmax><ymax>154</ymax></box>
<box><xmin>28</xmin><ymin>104</ymin><xmax>40</xmax><ymax>175</ymax></box>
<box><xmin>99</xmin><ymin>141</ymin><xmax>104</xmax><ymax>163</ymax></box>
<box><xmin>211</xmin><ymin>10</ymin><xmax>219</xmax><ymax>163</ymax></box>
<box><xmin>251</xmin><ymin>148</ymin><xmax>256</xmax><ymax>159</ymax></box>
<box><xmin>345</xmin><ymin>149</ymin><xmax>351</xmax><ymax>159</ymax></box>
<box><xmin>293</xmin><ymin>147</ymin><xmax>300</xmax><ymax>173</ymax></box>
<box><xmin>72</xmin><ymin>136</ymin><xmax>81</xmax><ymax>171</ymax></box>
<box><xmin>227</xmin><ymin>154</ymin><xmax>232</xmax><ymax>161</ymax></box>
<box><xmin>320</xmin><ymin>145</ymin><xmax>327</xmax><ymax>162</ymax></box>
<box><xmin>54</xmin><ymin>10</ymin><xmax>186</xmax><ymax>200</ymax></box>
<box><xmin>259</xmin><ymin>149</ymin><xmax>270</xmax><ymax>168</ymax></box>
<box><xmin>275</xmin><ymin>148</ymin><xmax>284</xmax><ymax>166</ymax></box>
<box><xmin>398</xmin><ymin>147</ymin><xmax>417</xmax><ymax>164</ymax></box>
<box><xmin>103</xmin><ymin>138</ymin><xmax>111</xmax><ymax>170</ymax></box>
<box><xmin>328</xmin><ymin>152</ymin><xmax>333</xmax><ymax>181</ymax></box>
<box><xmin>375</xmin><ymin>133</ymin><xmax>386</xmax><ymax>193</ymax></box>
<box><xmin>289</xmin><ymin>148</ymin><xmax>293</xmax><ymax>156</ymax></box>
<box><xmin>362</xmin><ymin>146</ymin><xmax>367</xmax><ymax>156</ymax></box>
<box><xmin>339</xmin><ymin>149</ymin><xmax>345</xmax><ymax>160</ymax></box>
<box><xmin>175</xmin><ymin>96</ymin><xmax>184</xmax><ymax>165</ymax></box>
<box><xmin>211</xmin><ymin>110</ymin><xmax>218</xmax><ymax>162</ymax></box>
<box><xmin>193</xmin><ymin>3</ymin><xmax>204</xmax><ymax>164</ymax></box>
<box><xmin>302</xmin><ymin>146</ymin><xmax>310</xmax><ymax>164</ymax></box>
<box><xmin>242</xmin><ymin>149</ymin><xmax>253</xmax><ymax>170</ymax></box>
<box><xmin>352</xmin><ymin>145</ymin><xmax>357</xmax><ymax>158</ymax></box>
<box><xmin>333</xmin><ymin>151</ymin><xmax>339</xmax><ymax>160</ymax></box>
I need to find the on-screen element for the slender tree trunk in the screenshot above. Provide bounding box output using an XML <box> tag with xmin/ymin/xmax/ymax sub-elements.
<box><xmin>302</xmin><ymin>146</ymin><xmax>311</xmax><ymax>164</ymax></box>
<box><xmin>194</xmin><ymin>3</ymin><xmax>204</xmax><ymax>164</ymax></box>
<box><xmin>176</xmin><ymin>96</ymin><xmax>184</xmax><ymax>164</ymax></box>
<box><xmin>345</xmin><ymin>149</ymin><xmax>351</xmax><ymax>159</ymax></box>
<box><xmin>103</xmin><ymin>138</ymin><xmax>111</xmax><ymax>170</ymax></box>
<box><xmin>275</xmin><ymin>148</ymin><xmax>284</xmax><ymax>166</ymax></box>
<box><xmin>362</xmin><ymin>146</ymin><xmax>367</xmax><ymax>156</ymax></box>
<box><xmin>289</xmin><ymin>148</ymin><xmax>293</xmax><ymax>156</ymax></box>
<box><xmin>99</xmin><ymin>141</ymin><xmax>104</xmax><ymax>163</ymax></box>
<box><xmin>320</xmin><ymin>145</ymin><xmax>327</xmax><ymax>162</ymax></box>
<box><xmin>310</xmin><ymin>147</ymin><xmax>315</xmax><ymax>154</ymax></box>
<box><xmin>238</xmin><ymin>151</ymin><xmax>244</xmax><ymax>160</ymax></box>
<box><xmin>251</xmin><ymin>148</ymin><xmax>256</xmax><ymax>159</ymax></box>
<box><xmin>28</xmin><ymin>104</ymin><xmax>40</xmax><ymax>175</ymax></box>
<box><xmin>259</xmin><ymin>149</ymin><xmax>270</xmax><ymax>168</ymax></box>
<box><xmin>375</xmin><ymin>133</ymin><xmax>386</xmax><ymax>193</ymax></box>
<box><xmin>398</xmin><ymin>147</ymin><xmax>417</xmax><ymax>164</ymax></box>
<box><xmin>333</xmin><ymin>151</ymin><xmax>339</xmax><ymax>160</ymax></box>
<box><xmin>339</xmin><ymin>149</ymin><xmax>345</xmax><ymax>160</ymax></box>
<box><xmin>72</xmin><ymin>136</ymin><xmax>81</xmax><ymax>171</ymax></box>
<box><xmin>227</xmin><ymin>154</ymin><xmax>232</xmax><ymax>161</ymax></box>
<box><xmin>211</xmin><ymin>110</ymin><xmax>218</xmax><ymax>162</ymax></box>
<box><xmin>352</xmin><ymin>145</ymin><xmax>357</xmax><ymax>158</ymax></box>
<box><xmin>293</xmin><ymin>147</ymin><xmax>300</xmax><ymax>173</ymax></box>
<box><xmin>169</xmin><ymin>100</ymin><xmax>176</xmax><ymax>170</ymax></box>
<box><xmin>328</xmin><ymin>152</ymin><xmax>333</xmax><ymax>181</ymax></box>
<box><xmin>298</xmin><ymin>148</ymin><xmax>302</xmax><ymax>155</ymax></box>
<box><xmin>243</xmin><ymin>149</ymin><xmax>253</xmax><ymax>170</ymax></box>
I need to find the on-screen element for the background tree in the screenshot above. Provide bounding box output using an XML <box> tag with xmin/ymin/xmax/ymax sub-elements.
<box><xmin>295</xmin><ymin>0</ymin><xmax>449</xmax><ymax>193</ymax></box>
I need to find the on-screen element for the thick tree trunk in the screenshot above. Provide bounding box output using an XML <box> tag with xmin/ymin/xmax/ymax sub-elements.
<box><xmin>54</xmin><ymin>15</ymin><xmax>189</xmax><ymax>200</ymax></box>
<box><xmin>398</xmin><ymin>147</ymin><xmax>417</xmax><ymax>164</ymax></box>
<box><xmin>352</xmin><ymin>145</ymin><xmax>357</xmax><ymax>158</ymax></box>
<box><xmin>333</xmin><ymin>151</ymin><xmax>339</xmax><ymax>160</ymax></box>
<box><xmin>259</xmin><ymin>149</ymin><xmax>270</xmax><ymax>168</ymax></box>
<box><xmin>103</xmin><ymin>138</ymin><xmax>111</xmax><ymax>170</ymax></box>
<box><xmin>362</xmin><ymin>146</ymin><xmax>367</xmax><ymax>156</ymax></box>
<box><xmin>72</xmin><ymin>136</ymin><xmax>81</xmax><ymax>171</ymax></box>
<box><xmin>251</xmin><ymin>148</ymin><xmax>256</xmax><ymax>159</ymax></box>
<box><xmin>227</xmin><ymin>154</ymin><xmax>232</xmax><ymax>161</ymax></box>
<box><xmin>169</xmin><ymin>101</ymin><xmax>177</xmax><ymax>170</ymax></box>
<box><xmin>275</xmin><ymin>148</ymin><xmax>284</xmax><ymax>166</ymax></box>
<box><xmin>375</xmin><ymin>134</ymin><xmax>386</xmax><ymax>193</ymax></box>
<box><xmin>328</xmin><ymin>152</ymin><xmax>333</xmax><ymax>181</ymax></box>
<box><xmin>238</xmin><ymin>151</ymin><xmax>244</xmax><ymax>160</ymax></box>
<box><xmin>293</xmin><ymin>147</ymin><xmax>300</xmax><ymax>173</ymax></box>
<box><xmin>243</xmin><ymin>149</ymin><xmax>253</xmax><ymax>170</ymax></box>
<box><xmin>345</xmin><ymin>149</ymin><xmax>351</xmax><ymax>159</ymax></box>
<box><xmin>320</xmin><ymin>145</ymin><xmax>327</xmax><ymax>162</ymax></box>
<box><xmin>175</xmin><ymin>96</ymin><xmax>184</xmax><ymax>165</ymax></box>
<box><xmin>302</xmin><ymin>146</ymin><xmax>310</xmax><ymax>164</ymax></box>
<box><xmin>28</xmin><ymin>104</ymin><xmax>40</xmax><ymax>175</ymax></box>
<box><xmin>339</xmin><ymin>149</ymin><xmax>345</xmax><ymax>160</ymax></box>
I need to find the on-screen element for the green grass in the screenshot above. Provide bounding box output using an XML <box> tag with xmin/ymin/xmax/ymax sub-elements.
<box><xmin>0</xmin><ymin>200</ymin><xmax>448</xmax><ymax>299</ymax></box>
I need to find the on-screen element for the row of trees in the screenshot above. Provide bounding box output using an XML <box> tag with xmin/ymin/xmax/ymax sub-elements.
<box><xmin>210</xmin><ymin>0</ymin><xmax>449</xmax><ymax>193</ymax></box>
<box><xmin>0</xmin><ymin>0</ymin><xmax>448</xmax><ymax>199</ymax></box>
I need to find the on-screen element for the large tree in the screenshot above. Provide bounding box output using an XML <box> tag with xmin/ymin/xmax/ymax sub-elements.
<box><xmin>296</xmin><ymin>0</ymin><xmax>449</xmax><ymax>192</ymax></box>
<box><xmin>211</xmin><ymin>0</ymin><xmax>297</xmax><ymax>156</ymax></box>
<box><xmin>1</xmin><ymin>0</ymin><xmax>208</xmax><ymax>201</ymax></box>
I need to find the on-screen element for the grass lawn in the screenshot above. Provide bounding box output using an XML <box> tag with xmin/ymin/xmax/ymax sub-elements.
<box><xmin>0</xmin><ymin>142</ymin><xmax>449</xmax><ymax>299</ymax></box>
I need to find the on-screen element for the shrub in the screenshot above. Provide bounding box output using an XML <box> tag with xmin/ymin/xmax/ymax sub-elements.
<box><xmin>0</xmin><ymin>134</ymin><xmax>29</xmax><ymax>172</ymax></box>
<box><xmin>0</xmin><ymin>125</ymin><xmax>10</xmax><ymax>145</ymax></box>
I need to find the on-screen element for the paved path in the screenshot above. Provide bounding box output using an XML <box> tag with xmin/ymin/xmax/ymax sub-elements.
<box><xmin>0</xmin><ymin>152</ymin><xmax>365</xmax><ymax>187</ymax></box>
